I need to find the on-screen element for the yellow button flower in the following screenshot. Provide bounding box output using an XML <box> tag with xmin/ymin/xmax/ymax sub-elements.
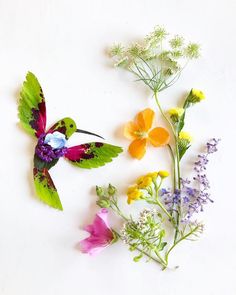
<box><xmin>146</xmin><ymin>172</ymin><xmax>159</xmax><ymax>180</ymax></box>
<box><xmin>158</xmin><ymin>170</ymin><xmax>169</xmax><ymax>178</ymax></box>
<box><xmin>136</xmin><ymin>176</ymin><xmax>152</xmax><ymax>189</ymax></box>
<box><xmin>124</xmin><ymin>108</ymin><xmax>170</xmax><ymax>160</ymax></box>
<box><xmin>127</xmin><ymin>186</ymin><xmax>142</xmax><ymax>204</ymax></box>
<box><xmin>179</xmin><ymin>131</ymin><xmax>192</xmax><ymax>142</ymax></box>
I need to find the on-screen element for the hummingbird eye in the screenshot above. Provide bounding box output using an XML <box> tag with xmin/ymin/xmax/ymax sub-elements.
<box><xmin>70</xmin><ymin>124</ymin><xmax>74</xmax><ymax>128</ymax></box>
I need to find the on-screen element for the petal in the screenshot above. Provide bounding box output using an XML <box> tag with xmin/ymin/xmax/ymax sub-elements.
<box><xmin>136</xmin><ymin>108</ymin><xmax>155</xmax><ymax>132</ymax></box>
<box><xmin>79</xmin><ymin>236</ymin><xmax>110</xmax><ymax>256</ymax></box>
<box><xmin>124</xmin><ymin>121</ymin><xmax>139</xmax><ymax>140</ymax></box>
<box><xmin>148</xmin><ymin>127</ymin><xmax>170</xmax><ymax>147</ymax></box>
<box><xmin>96</xmin><ymin>208</ymin><xmax>110</xmax><ymax>228</ymax></box>
<box><xmin>128</xmin><ymin>138</ymin><xmax>147</xmax><ymax>160</ymax></box>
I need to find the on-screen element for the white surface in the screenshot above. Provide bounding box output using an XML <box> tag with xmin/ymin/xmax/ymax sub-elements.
<box><xmin>0</xmin><ymin>0</ymin><xmax>235</xmax><ymax>294</ymax></box>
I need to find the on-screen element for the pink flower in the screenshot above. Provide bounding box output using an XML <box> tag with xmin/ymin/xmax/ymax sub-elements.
<box><xmin>80</xmin><ymin>208</ymin><xmax>114</xmax><ymax>255</ymax></box>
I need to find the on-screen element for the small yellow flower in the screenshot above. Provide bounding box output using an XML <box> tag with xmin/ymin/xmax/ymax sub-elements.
<box><xmin>191</xmin><ymin>89</ymin><xmax>205</xmax><ymax>101</ymax></box>
<box><xmin>136</xmin><ymin>176</ymin><xmax>152</xmax><ymax>189</ymax></box>
<box><xmin>168</xmin><ymin>107</ymin><xmax>184</xmax><ymax>117</ymax></box>
<box><xmin>179</xmin><ymin>131</ymin><xmax>192</xmax><ymax>142</ymax></box>
<box><xmin>127</xmin><ymin>186</ymin><xmax>142</xmax><ymax>204</ymax></box>
<box><xmin>146</xmin><ymin>172</ymin><xmax>159</xmax><ymax>180</ymax></box>
<box><xmin>158</xmin><ymin>170</ymin><xmax>169</xmax><ymax>178</ymax></box>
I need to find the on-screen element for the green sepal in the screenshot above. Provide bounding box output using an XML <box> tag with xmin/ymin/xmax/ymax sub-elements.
<box><xmin>178</xmin><ymin>139</ymin><xmax>191</xmax><ymax>160</ymax></box>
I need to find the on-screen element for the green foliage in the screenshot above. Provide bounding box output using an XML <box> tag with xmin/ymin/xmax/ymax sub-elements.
<box><xmin>33</xmin><ymin>169</ymin><xmax>63</xmax><ymax>210</ymax></box>
<box><xmin>68</xmin><ymin>143</ymin><xmax>123</xmax><ymax>169</ymax></box>
<box><xmin>18</xmin><ymin>71</ymin><xmax>45</xmax><ymax>137</ymax></box>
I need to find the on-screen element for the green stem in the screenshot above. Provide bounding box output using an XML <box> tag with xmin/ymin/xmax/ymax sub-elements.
<box><xmin>165</xmin><ymin>225</ymin><xmax>200</xmax><ymax>264</ymax></box>
<box><xmin>167</xmin><ymin>144</ymin><xmax>176</xmax><ymax>190</ymax></box>
<box><xmin>153</xmin><ymin>91</ymin><xmax>181</xmax><ymax>241</ymax></box>
<box><xmin>113</xmin><ymin>230</ymin><xmax>167</xmax><ymax>268</ymax></box>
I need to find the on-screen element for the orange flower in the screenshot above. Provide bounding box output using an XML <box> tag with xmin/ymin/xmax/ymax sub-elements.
<box><xmin>124</xmin><ymin>108</ymin><xmax>170</xmax><ymax>159</ymax></box>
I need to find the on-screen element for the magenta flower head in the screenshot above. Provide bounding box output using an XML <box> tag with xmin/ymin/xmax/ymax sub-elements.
<box><xmin>80</xmin><ymin>208</ymin><xmax>115</xmax><ymax>255</ymax></box>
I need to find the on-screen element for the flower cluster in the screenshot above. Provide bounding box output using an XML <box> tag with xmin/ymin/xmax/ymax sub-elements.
<box><xmin>160</xmin><ymin>139</ymin><xmax>220</xmax><ymax>221</ymax></box>
<box><xmin>120</xmin><ymin>209</ymin><xmax>167</xmax><ymax>264</ymax></box>
<box><xmin>109</xmin><ymin>26</ymin><xmax>200</xmax><ymax>93</ymax></box>
<box><xmin>35</xmin><ymin>132</ymin><xmax>68</xmax><ymax>162</ymax></box>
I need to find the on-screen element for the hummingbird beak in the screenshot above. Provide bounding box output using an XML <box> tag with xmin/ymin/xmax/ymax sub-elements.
<box><xmin>76</xmin><ymin>129</ymin><xmax>105</xmax><ymax>140</ymax></box>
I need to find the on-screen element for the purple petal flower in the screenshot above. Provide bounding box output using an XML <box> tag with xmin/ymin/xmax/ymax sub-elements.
<box><xmin>160</xmin><ymin>139</ymin><xmax>220</xmax><ymax>221</ymax></box>
<box><xmin>80</xmin><ymin>208</ymin><xmax>114</xmax><ymax>256</ymax></box>
<box><xmin>35</xmin><ymin>133</ymin><xmax>67</xmax><ymax>162</ymax></box>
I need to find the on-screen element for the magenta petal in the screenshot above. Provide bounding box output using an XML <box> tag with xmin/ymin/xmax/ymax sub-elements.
<box><xmin>79</xmin><ymin>209</ymin><xmax>114</xmax><ymax>255</ymax></box>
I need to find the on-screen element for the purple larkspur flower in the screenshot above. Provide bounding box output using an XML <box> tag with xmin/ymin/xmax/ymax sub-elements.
<box><xmin>35</xmin><ymin>133</ymin><xmax>68</xmax><ymax>162</ymax></box>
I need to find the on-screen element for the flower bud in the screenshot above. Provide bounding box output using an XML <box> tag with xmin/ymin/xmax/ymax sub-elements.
<box><xmin>185</xmin><ymin>89</ymin><xmax>205</xmax><ymax>106</ymax></box>
<box><xmin>168</xmin><ymin>107</ymin><xmax>184</xmax><ymax>122</ymax></box>
<box><xmin>96</xmin><ymin>186</ymin><xmax>105</xmax><ymax>197</ymax></box>
<box><xmin>158</xmin><ymin>170</ymin><xmax>169</xmax><ymax>178</ymax></box>
<box><xmin>179</xmin><ymin>131</ymin><xmax>192</xmax><ymax>142</ymax></box>
<box><xmin>107</xmin><ymin>184</ymin><xmax>117</xmax><ymax>196</ymax></box>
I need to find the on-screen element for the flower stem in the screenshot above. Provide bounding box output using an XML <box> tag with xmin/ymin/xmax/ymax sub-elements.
<box><xmin>153</xmin><ymin>91</ymin><xmax>181</xmax><ymax>241</ymax></box>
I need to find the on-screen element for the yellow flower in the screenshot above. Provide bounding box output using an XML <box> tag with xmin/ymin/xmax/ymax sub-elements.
<box><xmin>127</xmin><ymin>186</ymin><xmax>142</xmax><ymax>204</ymax></box>
<box><xmin>146</xmin><ymin>172</ymin><xmax>159</xmax><ymax>180</ymax></box>
<box><xmin>179</xmin><ymin>131</ymin><xmax>192</xmax><ymax>142</ymax></box>
<box><xmin>168</xmin><ymin>107</ymin><xmax>184</xmax><ymax>118</ymax></box>
<box><xmin>158</xmin><ymin>170</ymin><xmax>169</xmax><ymax>178</ymax></box>
<box><xmin>191</xmin><ymin>89</ymin><xmax>205</xmax><ymax>102</ymax></box>
<box><xmin>136</xmin><ymin>176</ymin><xmax>152</xmax><ymax>189</ymax></box>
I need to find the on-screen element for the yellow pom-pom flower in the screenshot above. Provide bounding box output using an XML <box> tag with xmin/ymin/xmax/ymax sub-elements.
<box><xmin>179</xmin><ymin>131</ymin><xmax>192</xmax><ymax>142</ymax></box>
<box><xmin>168</xmin><ymin>107</ymin><xmax>185</xmax><ymax>117</ymax></box>
<box><xmin>191</xmin><ymin>89</ymin><xmax>205</xmax><ymax>101</ymax></box>
<box><xmin>127</xmin><ymin>186</ymin><xmax>142</xmax><ymax>204</ymax></box>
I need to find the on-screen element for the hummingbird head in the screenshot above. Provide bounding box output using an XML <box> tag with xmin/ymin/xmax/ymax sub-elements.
<box><xmin>47</xmin><ymin>117</ymin><xmax>104</xmax><ymax>140</ymax></box>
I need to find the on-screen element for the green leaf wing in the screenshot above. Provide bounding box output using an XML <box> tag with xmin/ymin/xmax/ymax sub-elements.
<box><xmin>64</xmin><ymin>142</ymin><xmax>123</xmax><ymax>169</ymax></box>
<box><xmin>18</xmin><ymin>72</ymin><xmax>46</xmax><ymax>138</ymax></box>
<box><xmin>33</xmin><ymin>168</ymin><xmax>63</xmax><ymax>210</ymax></box>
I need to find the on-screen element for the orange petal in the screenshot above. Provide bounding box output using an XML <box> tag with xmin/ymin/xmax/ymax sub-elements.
<box><xmin>148</xmin><ymin>127</ymin><xmax>170</xmax><ymax>147</ymax></box>
<box><xmin>136</xmin><ymin>108</ymin><xmax>155</xmax><ymax>132</ymax></box>
<box><xmin>124</xmin><ymin>121</ymin><xmax>139</xmax><ymax>140</ymax></box>
<box><xmin>128</xmin><ymin>138</ymin><xmax>147</xmax><ymax>160</ymax></box>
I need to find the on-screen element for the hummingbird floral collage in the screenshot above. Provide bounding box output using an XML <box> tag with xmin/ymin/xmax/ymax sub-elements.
<box><xmin>18</xmin><ymin>26</ymin><xmax>219</xmax><ymax>270</ymax></box>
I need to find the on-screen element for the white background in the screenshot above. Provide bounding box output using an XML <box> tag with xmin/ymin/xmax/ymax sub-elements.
<box><xmin>0</xmin><ymin>0</ymin><xmax>235</xmax><ymax>294</ymax></box>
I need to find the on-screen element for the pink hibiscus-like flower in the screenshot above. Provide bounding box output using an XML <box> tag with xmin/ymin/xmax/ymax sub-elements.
<box><xmin>80</xmin><ymin>208</ymin><xmax>115</xmax><ymax>255</ymax></box>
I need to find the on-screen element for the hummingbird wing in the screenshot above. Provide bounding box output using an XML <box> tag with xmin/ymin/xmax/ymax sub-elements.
<box><xmin>18</xmin><ymin>72</ymin><xmax>47</xmax><ymax>138</ymax></box>
<box><xmin>64</xmin><ymin>142</ymin><xmax>123</xmax><ymax>169</ymax></box>
<box><xmin>33</xmin><ymin>167</ymin><xmax>63</xmax><ymax>210</ymax></box>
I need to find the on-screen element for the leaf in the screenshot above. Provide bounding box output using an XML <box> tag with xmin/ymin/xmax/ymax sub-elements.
<box><xmin>64</xmin><ymin>143</ymin><xmax>123</xmax><ymax>169</ymax></box>
<box><xmin>34</xmin><ymin>154</ymin><xmax>59</xmax><ymax>171</ymax></box>
<box><xmin>33</xmin><ymin>168</ymin><xmax>63</xmax><ymax>210</ymax></box>
<box><xmin>18</xmin><ymin>72</ymin><xmax>46</xmax><ymax>138</ymax></box>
